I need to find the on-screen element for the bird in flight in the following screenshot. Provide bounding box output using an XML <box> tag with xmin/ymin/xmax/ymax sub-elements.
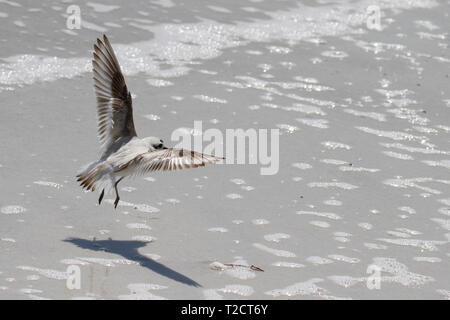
<box><xmin>76</xmin><ymin>35</ymin><xmax>223</xmax><ymax>208</ymax></box>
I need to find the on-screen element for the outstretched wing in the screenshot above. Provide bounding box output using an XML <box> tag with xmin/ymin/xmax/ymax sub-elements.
<box><xmin>93</xmin><ymin>34</ymin><xmax>137</xmax><ymax>151</ymax></box>
<box><xmin>118</xmin><ymin>148</ymin><xmax>223</xmax><ymax>175</ymax></box>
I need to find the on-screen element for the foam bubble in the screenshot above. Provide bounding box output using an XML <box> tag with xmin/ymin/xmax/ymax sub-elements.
<box><xmin>321</xmin><ymin>141</ymin><xmax>352</xmax><ymax>150</ymax></box>
<box><xmin>292</xmin><ymin>162</ymin><xmax>312</xmax><ymax>170</ymax></box>
<box><xmin>132</xmin><ymin>235</ymin><xmax>156</xmax><ymax>242</ymax></box>
<box><xmin>253</xmin><ymin>243</ymin><xmax>296</xmax><ymax>258</ymax></box>
<box><xmin>264</xmin><ymin>233</ymin><xmax>291</xmax><ymax>242</ymax></box>
<box><xmin>343</xmin><ymin>109</ymin><xmax>386</xmax><ymax>122</ymax></box>
<box><xmin>208</xmin><ymin>227</ymin><xmax>228</xmax><ymax>233</ymax></box>
<box><xmin>297</xmin><ymin>210</ymin><xmax>341</xmax><ymax>220</ymax></box>
<box><xmin>203</xmin><ymin>289</ymin><xmax>223</xmax><ymax>300</ymax></box>
<box><xmin>0</xmin><ymin>0</ymin><xmax>437</xmax><ymax>92</ymax></box>
<box><xmin>306</xmin><ymin>256</ymin><xmax>334</xmax><ymax>265</ymax></box>
<box><xmin>86</xmin><ymin>2</ymin><xmax>120</xmax><ymax>13</ymax></box>
<box><xmin>308</xmin><ymin>182</ymin><xmax>358</xmax><ymax>190</ymax></box>
<box><xmin>126</xmin><ymin>223</ymin><xmax>152</xmax><ymax>230</ymax></box>
<box><xmin>17</xmin><ymin>266</ymin><xmax>69</xmax><ymax>280</ymax></box>
<box><xmin>272</xmin><ymin>261</ymin><xmax>305</xmax><ymax>268</ymax></box>
<box><xmin>309</xmin><ymin>221</ymin><xmax>330</xmax><ymax>228</ymax></box>
<box><xmin>265</xmin><ymin>278</ymin><xmax>347</xmax><ymax>299</ymax></box>
<box><xmin>377</xmin><ymin>238</ymin><xmax>446</xmax><ymax>251</ymax></box>
<box><xmin>1</xmin><ymin>205</ymin><xmax>26</xmax><ymax>215</ymax></box>
<box><xmin>230</xmin><ymin>178</ymin><xmax>246</xmax><ymax>185</ymax></box>
<box><xmin>104</xmin><ymin>200</ymin><xmax>160</xmax><ymax>213</ymax></box>
<box><xmin>119</xmin><ymin>283</ymin><xmax>167</xmax><ymax>300</ymax></box>
<box><xmin>226</xmin><ymin>193</ymin><xmax>242</xmax><ymax>200</ymax></box>
<box><xmin>252</xmin><ymin>219</ymin><xmax>270</xmax><ymax>225</ymax></box>
<box><xmin>321</xmin><ymin>50</ymin><xmax>348</xmax><ymax>59</ymax></box>
<box><xmin>33</xmin><ymin>181</ymin><xmax>63</xmax><ymax>189</ymax></box>
<box><xmin>358</xmin><ymin>222</ymin><xmax>373</xmax><ymax>230</ymax></box>
<box><xmin>193</xmin><ymin>94</ymin><xmax>227</xmax><ymax>104</ymax></box>
<box><xmin>218</xmin><ymin>285</ymin><xmax>254</xmax><ymax>297</ymax></box>
<box><xmin>296</xmin><ymin>118</ymin><xmax>329</xmax><ymax>129</ymax></box>
<box><xmin>383</xmin><ymin>151</ymin><xmax>414</xmax><ymax>160</ymax></box>
<box><xmin>413</xmin><ymin>257</ymin><xmax>442</xmax><ymax>263</ymax></box>
<box><xmin>328</xmin><ymin>255</ymin><xmax>360</xmax><ymax>264</ymax></box>
<box><xmin>75</xmin><ymin>257</ymin><xmax>139</xmax><ymax>267</ymax></box>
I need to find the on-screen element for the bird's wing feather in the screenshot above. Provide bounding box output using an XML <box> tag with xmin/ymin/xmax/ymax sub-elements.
<box><xmin>118</xmin><ymin>148</ymin><xmax>223</xmax><ymax>176</ymax></box>
<box><xmin>93</xmin><ymin>35</ymin><xmax>137</xmax><ymax>151</ymax></box>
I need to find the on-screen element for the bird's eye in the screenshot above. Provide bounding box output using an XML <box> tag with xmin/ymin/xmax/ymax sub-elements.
<box><xmin>160</xmin><ymin>139</ymin><xmax>163</xmax><ymax>143</ymax></box>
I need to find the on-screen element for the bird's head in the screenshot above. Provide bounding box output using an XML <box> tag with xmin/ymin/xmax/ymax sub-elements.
<box><xmin>144</xmin><ymin>136</ymin><xmax>168</xmax><ymax>150</ymax></box>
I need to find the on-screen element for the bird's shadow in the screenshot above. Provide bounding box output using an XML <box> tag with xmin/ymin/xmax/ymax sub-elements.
<box><xmin>64</xmin><ymin>237</ymin><xmax>201</xmax><ymax>287</ymax></box>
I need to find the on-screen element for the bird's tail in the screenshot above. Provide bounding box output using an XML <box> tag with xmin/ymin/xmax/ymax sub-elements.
<box><xmin>76</xmin><ymin>161</ymin><xmax>115</xmax><ymax>193</ymax></box>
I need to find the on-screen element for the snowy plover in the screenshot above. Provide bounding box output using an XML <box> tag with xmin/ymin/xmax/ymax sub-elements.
<box><xmin>77</xmin><ymin>35</ymin><xmax>222</xmax><ymax>208</ymax></box>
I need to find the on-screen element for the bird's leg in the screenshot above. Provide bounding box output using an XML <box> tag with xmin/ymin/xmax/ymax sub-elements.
<box><xmin>114</xmin><ymin>177</ymin><xmax>124</xmax><ymax>209</ymax></box>
<box><xmin>98</xmin><ymin>189</ymin><xmax>105</xmax><ymax>205</ymax></box>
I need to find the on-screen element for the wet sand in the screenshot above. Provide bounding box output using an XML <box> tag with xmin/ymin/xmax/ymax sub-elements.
<box><xmin>0</xmin><ymin>0</ymin><xmax>449</xmax><ymax>299</ymax></box>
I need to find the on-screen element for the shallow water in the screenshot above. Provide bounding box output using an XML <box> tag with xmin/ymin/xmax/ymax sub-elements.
<box><xmin>0</xmin><ymin>0</ymin><xmax>449</xmax><ymax>299</ymax></box>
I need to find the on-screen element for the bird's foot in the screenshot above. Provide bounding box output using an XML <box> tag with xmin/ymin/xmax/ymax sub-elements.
<box><xmin>114</xmin><ymin>197</ymin><xmax>120</xmax><ymax>209</ymax></box>
<box><xmin>98</xmin><ymin>189</ymin><xmax>105</xmax><ymax>205</ymax></box>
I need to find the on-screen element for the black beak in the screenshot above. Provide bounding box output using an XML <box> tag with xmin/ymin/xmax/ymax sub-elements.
<box><xmin>163</xmin><ymin>147</ymin><xmax>168</xmax><ymax>149</ymax></box>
